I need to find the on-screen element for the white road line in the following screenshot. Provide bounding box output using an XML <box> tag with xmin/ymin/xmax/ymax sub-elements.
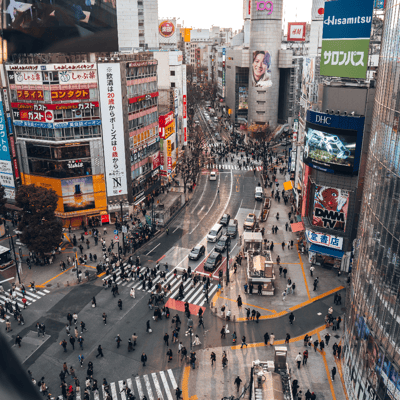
<box><xmin>93</xmin><ymin>388</ymin><xmax>100</xmax><ymax>400</ymax></box>
<box><xmin>110</xmin><ymin>382</ymin><xmax>118</xmax><ymax>399</ymax></box>
<box><xmin>167</xmin><ymin>369</ymin><xmax>178</xmax><ymax>390</ymax></box>
<box><xmin>159</xmin><ymin>371</ymin><xmax>173</xmax><ymax>400</ymax></box>
<box><xmin>143</xmin><ymin>375</ymin><xmax>154</xmax><ymax>400</ymax></box>
<box><xmin>35</xmin><ymin>290</ymin><xmax>47</xmax><ymax>296</ymax></box>
<box><xmin>136</xmin><ymin>377</ymin><xmax>144</xmax><ymax>399</ymax></box>
<box><xmin>199</xmin><ymin>284</ymin><xmax>218</xmax><ymax>307</ymax></box>
<box><xmin>118</xmin><ymin>381</ymin><xmax>127</xmax><ymax>400</ymax></box>
<box><xmin>43</xmin><ymin>289</ymin><xmax>50</xmax><ymax>293</ymax></box>
<box><xmin>102</xmin><ymin>385</ymin><xmax>106</xmax><ymax>400</ymax></box>
<box><xmin>146</xmin><ymin>243</ymin><xmax>161</xmax><ymax>256</ymax></box>
<box><xmin>0</xmin><ymin>277</ymin><xmax>14</xmax><ymax>283</ymax></box>
<box><xmin>152</xmin><ymin>373</ymin><xmax>164</xmax><ymax>400</ymax></box>
<box><xmin>191</xmin><ymin>174</ymin><xmax>208</xmax><ymax>214</ymax></box>
<box><xmin>187</xmin><ymin>285</ymin><xmax>204</xmax><ymax>304</ymax></box>
<box><xmin>127</xmin><ymin>379</ymin><xmax>134</xmax><ymax>396</ymax></box>
<box><xmin>197</xmin><ymin>205</ymin><xmax>205</xmax><ymax>214</ymax></box>
<box><xmin>76</xmin><ymin>389</ymin><xmax>81</xmax><ymax>400</ymax></box>
<box><xmin>172</xmin><ymin>225</ymin><xmax>181</xmax><ymax>233</ymax></box>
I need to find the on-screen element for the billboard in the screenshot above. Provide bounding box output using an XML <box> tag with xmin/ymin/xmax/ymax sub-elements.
<box><xmin>320</xmin><ymin>0</ymin><xmax>374</xmax><ymax>79</ymax></box>
<box><xmin>312</xmin><ymin>186</ymin><xmax>349</xmax><ymax>232</ymax></box>
<box><xmin>306</xmin><ymin>229</ymin><xmax>344</xmax><ymax>250</ymax></box>
<box><xmin>302</xmin><ymin>58</ymin><xmax>315</xmax><ymax>99</ymax></box>
<box><xmin>287</xmin><ymin>22</ymin><xmax>306</xmax><ymax>41</ymax></box>
<box><xmin>182</xmin><ymin>65</ymin><xmax>187</xmax><ymax>146</ymax></box>
<box><xmin>238</xmin><ymin>87</ymin><xmax>248</xmax><ymax>110</ymax></box>
<box><xmin>159</xmin><ymin>20</ymin><xmax>176</xmax><ymax>39</ymax></box>
<box><xmin>98</xmin><ymin>63</ymin><xmax>128</xmax><ymax>198</ymax></box>
<box><xmin>304</xmin><ymin>111</ymin><xmax>365</xmax><ymax>175</ymax></box>
<box><xmin>252</xmin><ymin>51</ymin><xmax>272</xmax><ymax>88</ymax></box>
<box><xmin>4</xmin><ymin>0</ymin><xmax>118</xmax><ymax>55</ymax></box>
<box><xmin>61</xmin><ymin>176</ymin><xmax>95</xmax><ymax>213</ymax></box>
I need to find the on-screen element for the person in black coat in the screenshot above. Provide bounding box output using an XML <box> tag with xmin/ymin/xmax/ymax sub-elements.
<box><xmin>141</xmin><ymin>353</ymin><xmax>147</xmax><ymax>366</ymax></box>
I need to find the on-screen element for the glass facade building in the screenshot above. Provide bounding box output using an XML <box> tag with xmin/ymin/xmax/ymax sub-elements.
<box><xmin>344</xmin><ymin>2</ymin><xmax>400</xmax><ymax>399</ymax></box>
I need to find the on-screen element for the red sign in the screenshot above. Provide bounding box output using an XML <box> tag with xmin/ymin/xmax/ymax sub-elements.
<box><xmin>101</xmin><ymin>214</ymin><xmax>110</xmax><ymax>224</ymax></box>
<box><xmin>9</xmin><ymin>136</ymin><xmax>16</xmax><ymax>158</ymax></box>
<box><xmin>301</xmin><ymin>165</ymin><xmax>310</xmax><ymax>217</ymax></box>
<box><xmin>11</xmin><ymin>102</ymin><xmax>99</xmax><ymax>110</ymax></box>
<box><xmin>14</xmin><ymin>109</ymin><xmax>54</xmax><ymax>122</ymax></box>
<box><xmin>128</xmin><ymin>91</ymin><xmax>158</xmax><ymax>104</ymax></box>
<box><xmin>167</xmin><ymin>156</ymin><xmax>172</xmax><ymax>172</ymax></box>
<box><xmin>287</xmin><ymin>22</ymin><xmax>306</xmax><ymax>42</ymax></box>
<box><xmin>51</xmin><ymin>89</ymin><xmax>90</xmax><ymax>101</ymax></box>
<box><xmin>159</xmin><ymin>111</ymin><xmax>174</xmax><ymax>128</ymax></box>
<box><xmin>17</xmin><ymin>90</ymin><xmax>44</xmax><ymax>101</ymax></box>
<box><xmin>183</xmin><ymin>95</ymin><xmax>187</xmax><ymax>119</ymax></box>
<box><xmin>184</xmin><ymin>127</ymin><xmax>187</xmax><ymax>143</ymax></box>
<box><xmin>159</xmin><ymin>20</ymin><xmax>175</xmax><ymax>38</ymax></box>
<box><xmin>160</xmin><ymin>151</ymin><xmax>164</xmax><ymax>167</ymax></box>
<box><xmin>128</xmin><ymin>60</ymin><xmax>157</xmax><ymax>68</ymax></box>
<box><xmin>13</xmin><ymin>159</ymin><xmax>20</xmax><ymax>179</ymax></box>
<box><xmin>152</xmin><ymin>152</ymin><xmax>161</xmax><ymax>170</ymax></box>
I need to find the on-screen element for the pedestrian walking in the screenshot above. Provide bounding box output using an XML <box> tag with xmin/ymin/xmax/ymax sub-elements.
<box><xmin>78</xmin><ymin>354</ymin><xmax>84</xmax><ymax>368</ymax></box>
<box><xmin>102</xmin><ymin>313</ymin><xmax>107</xmax><ymax>325</ymax></box>
<box><xmin>319</xmin><ymin>340</ymin><xmax>325</xmax><ymax>352</ymax></box>
<box><xmin>310</xmin><ymin>266</ymin><xmax>315</xmax><ymax>276</ymax></box>
<box><xmin>289</xmin><ymin>312</ymin><xmax>295</xmax><ymax>324</ymax></box>
<box><xmin>61</xmin><ymin>339</ymin><xmax>68</xmax><ymax>352</ymax></box>
<box><xmin>141</xmin><ymin>353</ymin><xmax>147</xmax><ymax>366</ymax></box>
<box><xmin>331</xmin><ymin>366</ymin><xmax>337</xmax><ymax>381</ymax></box>
<box><xmin>116</xmin><ymin>334</ymin><xmax>122</xmax><ymax>348</ymax></box>
<box><xmin>283</xmin><ymin>268</ymin><xmax>288</xmax><ymax>278</ymax></box>
<box><xmin>221</xmin><ymin>326</ymin><xmax>226</xmax><ymax>338</ymax></box>
<box><xmin>234</xmin><ymin>376</ymin><xmax>242</xmax><ymax>393</ymax></box>
<box><xmin>96</xmin><ymin>345</ymin><xmax>104</xmax><ymax>358</ymax></box>
<box><xmin>303</xmin><ymin>350</ymin><xmax>308</xmax><ymax>365</ymax></box>
<box><xmin>210</xmin><ymin>352</ymin><xmax>216</xmax><ymax>366</ymax></box>
<box><xmin>73</xmin><ymin>313</ymin><xmax>78</xmax><ymax>325</ymax></box>
<box><xmin>285</xmin><ymin>333</ymin><xmax>291</xmax><ymax>344</ymax></box>
<box><xmin>118</xmin><ymin>299</ymin><xmax>122</xmax><ymax>310</ymax></box>
<box><xmin>15</xmin><ymin>335</ymin><xmax>22</xmax><ymax>347</ymax></box>
<box><xmin>264</xmin><ymin>332</ymin><xmax>270</xmax><ymax>345</ymax></box>
<box><xmin>69</xmin><ymin>336</ymin><xmax>75</xmax><ymax>350</ymax></box>
<box><xmin>80</xmin><ymin>321</ymin><xmax>87</xmax><ymax>334</ymax></box>
<box><xmin>63</xmin><ymin>362</ymin><xmax>69</xmax><ymax>376</ymax></box>
<box><xmin>67</xmin><ymin>313</ymin><xmax>73</xmax><ymax>326</ymax></box>
<box><xmin>313</xmin><ymin>277</ymin><xmax>319</xmax><ymax>291</ymax></box>
<box><xmin>241</xmin><ymin>336</ymin><xmax>248</xmax><ymax>348</ymax></box>
<box><xmin>295</xmin><ymin>353</ymin><xmax>302</xmax><ymax>369</ymax></box>
<box><xmin>270</xmin><ymin>333</ymin><xmax>275</xmax><ymax>345</ymax></box>
<box><xmin>325</xmin><ymin>333</ymin><xmax>331</xmax><ymax>346</ymax></box>
<box><xmin>313</xmin><ymin>339</ymin><xmax>319</xmax><ymax>352</ymax></box>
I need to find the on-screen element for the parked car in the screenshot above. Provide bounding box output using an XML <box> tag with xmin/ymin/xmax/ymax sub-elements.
<box><xmin>188</xmin><ymin>244</ymin><xmax>205</xmax><ymax>261</ymax></box>
<box><xmin>227</xmin><ymin>220</ymin><xmax>238</xmax><ymax>238</ymax></box>
<box><xmin>204</xmin><ymin>251</ymin><xmax>223</xmax><ymax>271</ymax></box>
<box><xmin>219</xmin><ymin>214</ymin><xmax>231</xmax><ymax>226</ymax></box>
<box><xmin>215</xmin><ymin>235</ymin><xmax>231</xmax><ymax>253</ymax></box>
<box><xmin>210</xmin><ymin>171</ymin><xmax>217</xmax><ymax>181</ymax></box>
<box><xmin>244</xmin><ymin>213</ymin><xmax>256</xmax><ymax>230</ymax></box>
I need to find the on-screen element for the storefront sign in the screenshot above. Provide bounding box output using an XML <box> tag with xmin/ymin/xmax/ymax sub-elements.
<box><xmin>13</xmin><ymin>109</ymin><xmax>54</xmax><ymax>123</ymax></box>
<box><xmin>159</xmin><ymin>111</ymin><xmax>174</xmax><ymax>128</ymax></box>
<box><xmin>51</xmin><ymin>89</ymin><xmax>90</xmax><ymax>101</ymax></box>
<box><xmin>67</xmin><ymin>160</ymin><xmax>84</xmax><ymax>169</ymax></box>
<box><xmin>12</xmin><ymin>119</ymin><xmax>101</xmax><ymax>129</ymax></box>
<box><xmin>167</xmin><ymin>157</ymin><xmax>172</xmax><ymax>174</ymax></box>
<box><xmin>11</xmin><ymin>102</ymin><xmax>99</xmax><ymax>110</ymax></box>
<box><xmin>128</xmin><ymin>61</ymin><xmax>157</xmax><ymax>68</ymax></box>
<box><xmin>159</xmin><ymin>20</ymin><xmax>175</xmax><ymax>38</ymax></box>
<box><xmin>183</xmin><ymin>95</ymin><xmax>187</xmax><ymax>119</ymax></box>
<box><xmin>3</xmin><ymin>90</ymin><xmax>10</xmax><ymax>112</ymax></box>
<box><xmin>166</xmin><ymin>140</ymin><xmax>172</xmax><ymax>157</ymax></box>
<box><xmin>152</xmin><ymin>152</ymin><xmax>161</xmax><ymax>170</ymax></box>
<box><xmin>128</xmin><ymin>91</ymin><xmax>159</xmax><ymax>104</ymax></box>
<box><xmin>58</xmin><ymin>70</ymin><xmax>97</xmax><ymax>85</ymax></box>
<box><xmin>17</xmin><ymin>89</ymin><xmax>44</xmax><ymax>101</ymax></box>
<box><xmin>306</xmin><ymin>229</ymin><xmax>343</xmax><ymax>250</ymax></box>
<box><xmin>98</xmin><ymin>63</ymin><xmax>128</xmax><ymax>197</ymax></box>
<box><xmin>14</xmin><ymin>71</ymin><xmax>43</xmax><ymax>84</ymax></box>
<box><xmin>6</xmin><ymin>63</ymin><xmax>97</xmax><ymax>71</ymax></box>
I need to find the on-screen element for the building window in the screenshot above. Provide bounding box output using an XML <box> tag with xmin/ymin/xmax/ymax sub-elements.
<box><xmin>170</xmin><ymin>71</ymin><xmax>175</xmax><ymax>76</ymax></box>
<box><xmin>171</xmin><ymin>82</ymin><xmax>175</xmax><ymax>88</ymax></box>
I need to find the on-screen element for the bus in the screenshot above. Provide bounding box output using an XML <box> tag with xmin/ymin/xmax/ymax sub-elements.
<box><xmin>0</xmin><ymin>245</ymin><xmax>15</xmax><ymax>270</ymax></box>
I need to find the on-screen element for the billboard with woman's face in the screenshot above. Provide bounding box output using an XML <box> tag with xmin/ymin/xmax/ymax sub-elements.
<box><xmin>252</xmin><ymin>51</ymin><xmax>272</xmax><ymax>88</ymax></box>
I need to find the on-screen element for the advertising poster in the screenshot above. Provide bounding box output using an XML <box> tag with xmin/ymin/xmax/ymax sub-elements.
<box><xmin>302</xmin><ymin>58</ymin><xmax>315</xmax><ymax>99</ymax></box>
<box><xmin>238</xmin><ymin>87</ymin><xmax>248</xmax><ymax>110</ymax></box>
<box><xmin>152</xmin><ymin>152</ymin><xmax>161</xmax><ymax>170</ymax></box>
<box><xmin>252</xmin><ymin>51</ymin><xmax>272</xmax><ymax>88</ymax></box>
<box><xmin>4</xmin><ymin>0</ymin><xmax>118</xmax><ymax>55</ymax></box>
<box><xmin>287</xmin><ymin>22</ymin><xmax>307</xmax><ymax>41</ymax></box>
<box><xmin>320</xmin><ymin>0</ymin><xmax>374</xmax><ymax>79</ymax></box>
<box><xmin>61</xmin><ymin>176</ymin><xmax>95</xmax><ymax>213</ymax></box>
<box><xmin>98</xmin><ymin>63</ymin><xmax>128</xmax><ymax>197</ymax></box>
<box><xmin>159</xmin><ymin>20</ymin><xmax>176</xmax><ymax>42</ymax></box>
<box><xmin>312</xmin><ymin>186</ymin><xmax>349</xmax><ymax>232</ymax></box>
<box><xmin>306</xmin><ymin>229</ymin><xmax>343</xmax><ymax>250</ymax></box>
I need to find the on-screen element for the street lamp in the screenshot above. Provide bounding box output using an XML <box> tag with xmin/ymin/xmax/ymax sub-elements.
<box><xmin>186</xmin><ymin>318</ymin><xmax>194</xmax><ymax>350</ymax></box>
<box><xmin>72</xmin><ymin>247</ymin><xmax>79</xmax><ymax>280</ymax></box>
<box><xmin>226</xmin><ymin>238</ymin><xmax>230</xmax><ymax>284</ymax></box>
<box><xmin>6</xmin><ymin>225</ymin><xmax>21</xmax><ymax>284</ymax></box>
<box><xmin>120</xmin><ymin>200</ymin><xmax>125</xmax><ymax>254</ymax></box>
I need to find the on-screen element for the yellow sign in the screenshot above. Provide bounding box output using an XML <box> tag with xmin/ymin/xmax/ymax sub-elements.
<box><xmin>167</xmin><ymin>140</ymin><xmax>172</xmax><ymax>157</ymax></box>
<box><xmin>283</xmin><ymin>181</ymin><xmax>294</xmax><ymax>191</ymax></box>
<box><xmin>228</xmin><ymin>109</ymin><xmax>232</xmax><ymax>115</ymax></box>
<box><xmin>164</xmin><ymin>121</ymin><xmax>175</xmax><ymax>139</ymax></box>
<box><xmin>183</xmin><ymin>28</ymin><xmax>191</xmax><ymax>43</ymax></box>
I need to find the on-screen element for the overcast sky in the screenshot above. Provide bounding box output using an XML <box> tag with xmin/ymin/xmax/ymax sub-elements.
<box><xmin>158</xmin><ymin>0</ymin><xmax>313</xmax><ymax>31</ymax></box>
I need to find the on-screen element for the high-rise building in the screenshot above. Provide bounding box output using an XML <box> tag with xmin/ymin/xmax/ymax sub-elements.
<box><xmin>344</xmin><ymin>1</ymin><xmax>400</xmax><ymax>399</ymax></box>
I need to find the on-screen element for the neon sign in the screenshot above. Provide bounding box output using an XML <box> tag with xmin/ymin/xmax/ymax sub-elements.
<box><xmin>256</xmin><ymin>0</ymin><xmax>273</xmax><ymax>13</ymax></box>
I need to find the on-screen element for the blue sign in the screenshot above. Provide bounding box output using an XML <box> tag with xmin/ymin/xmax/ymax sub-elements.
<box><xmin>322</xmin><ymin>0</ymin><xmax>374</xmax><ymax>40</ymax></box>
<box><xmin>222</xmin><ymin>48</ymin><xmax>226</xmax><ymax>56</ymax></box>
<box><xmin>114</xmin><ymin>229</ymin><xmax>118</xmax><ymax>235</ymax></box>
<box><xmin>6</xmin><ymin>114</ymin><xmax>13</xmax><ymax>134</ymax></box>
<box><xmin>374</xmin><ymin>0</ymin><xmax>385</xmax><ymax>8</ymax></box>
<box><xmin>0</xmin><ymin>100</ymin><xmax>11</xmax><ymax>163</ymax></box>
<box><xmin>12</xmin><ymin>119</ymin><xmax>102</xmax><ymax>129</ymax></box>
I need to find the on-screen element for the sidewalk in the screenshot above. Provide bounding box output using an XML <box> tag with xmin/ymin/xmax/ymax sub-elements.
<box><xmin>214</xmin><ymin>151</ymin><xmax>347</xmax><ymax>321</ymax></box>
<box><xmin>185</xmin><ymin>326</ymin><xmax>346</xmax><ymax>400</ymax></box>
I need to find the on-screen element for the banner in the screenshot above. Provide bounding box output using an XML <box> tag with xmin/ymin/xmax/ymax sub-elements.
<box><xmin>287</xmin><ymin>22</ymin><xmax>306</xmax><ymax>41</ymax></box>
<box><xmin>320</xmin><ymin>0</ymin><xmax>374</xmax><ymax>79</ymax></box>
<box><xmin>61</xmin><ymin>176</ymin><xmax>95</xmax><ymax>213</ymax></box>
<box><xmin>306</xmin><ymin>229</ymin><xmax>343</xmax><ymax>250</ymax></box>
<box><xmin>252</xmin><ymin>50</ymin><xmax>272</xmax><ymax>88</ymax></box>
<box><xmin>98</xmin><ymin>64</ymin><xmax>128</xmax><ymax>197</ymax></box>
<box><xmin>312</xmin><ymin>186</ymin><xmax>349</xmax><ymax>232</ymax></box>
<box><xmin>11</xmin><ymin>102</ymin><xmax>99</xmax><ymax>111</ymax></box>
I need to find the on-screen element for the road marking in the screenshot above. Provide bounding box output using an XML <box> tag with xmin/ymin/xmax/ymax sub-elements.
<box><xmin>146</xmin><ymin>243</ymin><xmax>161</xmax><ymax>256</ymax></box>
<box><xmin>143</xmin><ymin>374</ymin><xmax>154</xmax><ymax>400</ymax></box>
<box><xmin>219</xmin><ymin>296</ymin><xmax>276</xmax><ymax>313</ymax></box>
<box><xmin>102</xmin><ymin>385</ymin><xmax>106</xmax><ymax>399</ymax></box>
<box><xmin>318</xmin><ymin>332</ymin><xmax>337</xmax><ymax>400</ymax></box>
<box><xmin>110</xmin><ymin>382</ymin><xmax>118</xmax><ymax>399</ymax></box>
<box><xmin>197</xmin><ymin>205</ymin><xmax>205</xmax><ymax>214</ymax></box>
<box><xmin>168</xmin><ymin>369</ymin><xmax>178</xmax><ymax>389</ymax></box>
<box><xmin>127</xmin><ymin>379</ymin><xmax>134</xmax><ymax>396</ymax></box>
<box><xmin>151</xmin><ymin>372</ymin><xmax>164</xmax><ymax>400</ymax></box>
<box><xmin>191</xmin><ymin>175</ymin><xmax>208</xmax><ymax>214</ymax></box>
<box><xmin>118</xmin><ymin>381</ymin><xmax>127</xmax><ymax>400</ymax></box>
<box><xmin>93</xmin><ymin>388</ymin><xmax>100</xmax><ymax>400</ymax></box>
<box><xmin>0</xmin><ymin>277</ymin><xmax>14</xmax><ymax>283</ymax></box>
<box><xmin>135</xmin><ymin>376</ymin><xmax>144</xmax><ymax>399</ymax></box>
<box><xmin>181</xmin><ymin>366</ymin><xmax>191</xmax><ymax>400</ymax></box>
<box><xmin>296</xmin><ymin>244</ymin><xmax>311</xmax><ymax>300</ymax></box>
<box><xmin>160</xmin><ymin>371</ymin><xmax>173</xmax><ymax>400</ymax></box>
<box><xmin>173</xmin><ymin>225</ymin><xmax>181</xmax><ymax>233</ymax></box>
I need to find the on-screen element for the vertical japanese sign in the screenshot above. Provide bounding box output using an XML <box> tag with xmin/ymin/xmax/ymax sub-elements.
<box><xmin>166</xmin><ymin>140</ymin><xmax>172</xmax><ymax>174</ymax></box>
<box><xmin>98</xmin><ymin>64</ymin><xmax>128</xmax><ymax>197</ymax></box>
<box><xmin>301</xmin><ymin>165</ymin><xmax>310</xmax><ymax>217</ymax></box>
<box><xmin>0</xmin><ymin>96</ymin><xmax>15</xmax><ymax>199</ymax></box>
<box><xmin>320</xmin><ymin>0</ymin><xmax>374</xmax><ymax>79</ymax></box>
<box><xmin>182</xmin><ymin>65</ymin><xmax>187</xmax><ymax>146</ymax></box>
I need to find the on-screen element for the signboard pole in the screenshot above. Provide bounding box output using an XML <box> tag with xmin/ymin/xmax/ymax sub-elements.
<box><xmin>120</xmin><ymin>201</ymin><xmax>124</xmax><ymax>253</ymax></box>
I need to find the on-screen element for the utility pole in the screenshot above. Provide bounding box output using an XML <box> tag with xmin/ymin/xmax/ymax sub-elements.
<box><xmin>7</xmin><ymin>226</ymin><xmax>21</xmax><ymax>284</ymax></box>
<box><xmin>120</xmin><ymin>200</ymin><xmax>124</xmax><ymax>254</ymax></box>
<box><xmin>226</xmin><ymin>238</ymin><xmax>230</xmax><ymax>284</ymax></box>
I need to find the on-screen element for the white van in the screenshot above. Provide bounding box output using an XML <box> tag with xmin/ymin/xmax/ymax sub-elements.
<box><xmin>255</xmin><ymin>186</ymin><xmax>263</xmax><ymax>201</ymax></box>
<box><xmin>213</xmin><ymin>116</ymin><xmax>218</xmax><ymax>123</ymax></box>
<box><xmin>210</xmin><ymin>171</ymin><xmax>217</xmax><ymax>181</ymax></box>
<box><xmin>207</xmin><ymin>223</ymin><xmax>223</xmax><ymax>242</ymax></box>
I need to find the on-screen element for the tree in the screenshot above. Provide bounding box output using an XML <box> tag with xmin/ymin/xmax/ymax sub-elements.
<box><xmin>0</xmin><ymin>184</ymin><xmax>6</xmax><ymax>218</ymax></box>
<box><xmin>16</xmin><ymin>184</ymin><xmax>63</xmax><ymax>255</ymax></box>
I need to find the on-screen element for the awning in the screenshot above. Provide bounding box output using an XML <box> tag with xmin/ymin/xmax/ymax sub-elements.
<box><xmin>283</xmin><ymin>181</ymin><xmax>293</xmax><ymax>191</ymax></box>
<box><xmin>309</xmin><ymin>244</ymin><xmax>344</xmax><ymax>259</ymax></box>
<box><xmin>134</xmin><ymin>196</ymin><xmax>145</xmax><ymax>206</ymax></box>
<box><xmin>291</xmin><ymin>222</ymin><xmax>304</xmax><ymax>232</ymax></box>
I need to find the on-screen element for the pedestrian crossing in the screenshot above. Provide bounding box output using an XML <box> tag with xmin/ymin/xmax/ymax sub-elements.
<box><xmin>102</xmin><ymin>265</ymin><xmax>218</xmax><ymax>307</ymax></box>
<box><xmin>203</xmin><ymin>163</ymin><xmax>263</xmax><ymax>171</ymax></box>
<box><xmin>0</xmin><ymin>287</ymin><xmax>50</xmax><ymax>322</ymax></box>
<box><xmin>76</xmin><ymin>369</ymin><xmax>178</xmax><ymax>400</ymax></box>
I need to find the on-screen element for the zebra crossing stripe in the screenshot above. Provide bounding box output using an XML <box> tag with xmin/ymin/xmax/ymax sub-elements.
<box><xmin>151</xmin><ymin>372</ymin><xmax>164</xmax><ymax>400</ymax></box>
<box><xmin>102</xmin><ymin>385</ymin><xmax>106</xmax><ymax>399</ymax></box>
<box><xmin>135</xmin><ymin>376</ymin><xmax>144</xmax><ymax>399</ymax></box>
<box><xmin>187</xmin><ymin>285</ymin><xmax>204</xmax><ymax>304</ymax></box>
<box><xmin>16</xmin><ymin>288</ymin><xmax>39</xmax><ymax>300</ymax></box>
<box><xmin>199</xmin><ymin>284</ymin><xmax>218</xmax><ymax>307</ymax></box>
<box><xmin>42</xmin><ymin>289</ymin><xmax>51</xmax><ymax>294</ymax></box>
<box><xmin>118</xmin><ymin>380</ymin><xmax>126</xmax><ymax>400</ymax></box>
<box><xmin>159</xmin><ymin>371</ymin><xmax>173</xmax><ymax>400</ymax></box>
<box><xmin>110</xmin><ymin>382</ymin><xmax>118</xmax><ymax>399</ymax></box>
<box><xmin>167</xmin><ymin>369</ymin><xmax>178</xmax><ymax>390</ymax></box>
<box><xmin>93</xmin><ymin>388</ymin><xmax>100</xmax><ymax>400</ymax></box>
<box><xmin>143</xmin><ymin>374</ymin><xmax>154</xmax><ymax>400</ymax></box>
<box><xmin>127</xmin><ymin>379</ymin><xmax>134</xmax><ymax>395</ymax></box>
<box><xmin>76</xmin><ymin>389</ymin><xmax>81</xmax><ymax>400</ymax></box>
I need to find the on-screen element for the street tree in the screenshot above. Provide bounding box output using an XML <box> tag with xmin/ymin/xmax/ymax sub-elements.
<box><xmin>0</xmin><ymin>184</ymin><xmax>6</xmax><ymax>218</ymax></box>
<box><xmin>16</xmin><ymin>184</ymin><xmax>63</xmax><ymax>255</ymax></box>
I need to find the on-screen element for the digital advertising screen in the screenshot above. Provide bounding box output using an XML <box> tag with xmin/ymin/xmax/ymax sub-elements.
<box><xmin>238</xmin><ymin>87</ymin><xmax>248</xmax><ymax>110</ymax></box>
<box><xmin>61</xmin><ymin>176</ymin><xmax>95</xmax><ymax>212</ymax></box>
<box><xmin>304</xmin><ymin>111</ymin><xmax>365</xmax><ymax>175</ymax></box>
<box><xmin>312</xmin><ymin>185</ymin><xmax>349</xmax><ymax>232</ymax></box>
<box><xmin>4</xmin><ymin>0</ymin><xmax>118</xmax><ymax>55</ymax></box>
<box><xmin>251</xmin><ymin>51</ymin><xmax>272</xmax><ymax>88</ymax></box>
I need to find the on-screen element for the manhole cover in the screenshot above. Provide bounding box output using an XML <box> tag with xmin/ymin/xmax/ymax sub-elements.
<box><xmin>46</xmin><ymin>284</ymin><xmax>52</xmax><ymax>287</ymax></box>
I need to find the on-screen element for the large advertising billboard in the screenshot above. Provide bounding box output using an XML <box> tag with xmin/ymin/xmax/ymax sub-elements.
<box><xmin>312</xmin><ymin>186</ymin><xmax>349</xmax><ymax>232</ymax></box>
<box><xmin>98</xmin><ymin>63</ymin><xmax>128</xmax><ymax>198</ymax></box>
<box><xmin>252</xmin><ymin>51</ymin><xmax>272</xmax><ymax>88</ymax></box>
<box><xmin>320</xmin><ymin>0</ymin><xmax>374</xmax><ymax>79</ymax></box>
<box><xmin>304</xmin><ymin>111</ymin><xmax>365</xmax><ymax>175</ymax></box>
<box><xmin>238</xmin><ymin>87</ymin><xmax>248</xmax><ymax>110</ymax></box>
<box><xmin>61</xmin><ymin>176</ymin><xmax>95</xmax><ymax>212</ymax></box>
<box><xmin>302</xmin><ymin>57</ymin><xmax>315</xmax><ymax>99</ymax></box>
<box><xmin>287</xmin><ymin>22</ymin><xmax>306</xmax><ymax>41</ymax></box>
<box><xmin>4</xmin><ymin>0</ymin><xmax>118</xmax><ymax>55</ymax></box>
<box><xmin>159</xmin><ymin>19</ymin><xmax>177</xmax><ymax>45</ymax></box>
